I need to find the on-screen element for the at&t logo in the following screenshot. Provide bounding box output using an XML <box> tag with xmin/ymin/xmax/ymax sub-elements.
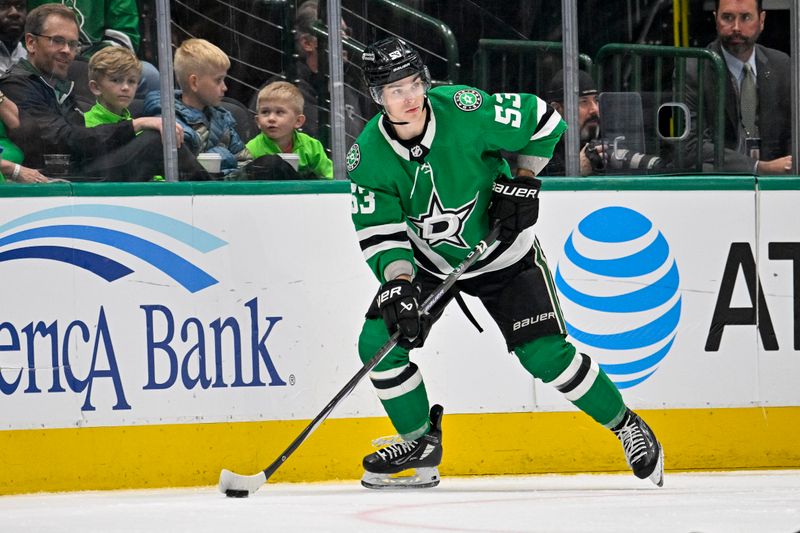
<box><xmin>555</xmin><ymin>206</ymin><xmax>681</xmax><ymax>389</ymax></box>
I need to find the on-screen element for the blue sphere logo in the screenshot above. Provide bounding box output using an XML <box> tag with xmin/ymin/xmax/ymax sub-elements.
<box><xmin>555</xmin><ymin>206</ymin><xmax>680</xmax><ymax>389</ymax></box>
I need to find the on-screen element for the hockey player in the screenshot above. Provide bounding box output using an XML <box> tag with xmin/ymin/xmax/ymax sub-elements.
<box><xmin>347</xmin><ymin>37</ymin><xmax>664</xmax><ymax>489</ymax></box>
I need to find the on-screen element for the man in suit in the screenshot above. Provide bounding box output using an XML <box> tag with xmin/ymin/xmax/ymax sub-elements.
<box><xmin>684</xmin><ymin>0</ymin><xmax>791</xmax><ymax>174</ymax></box>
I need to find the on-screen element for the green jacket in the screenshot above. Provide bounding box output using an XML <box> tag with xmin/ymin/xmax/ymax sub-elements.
<box><xmin>27</xmin><ymin>0</ymin><xmax>141</xmax><ymax>52</ymax></box>
<box><xmin>246</xmin><ymin>130</ymin><xmax>333</xmax><ymax>179</ymax></box>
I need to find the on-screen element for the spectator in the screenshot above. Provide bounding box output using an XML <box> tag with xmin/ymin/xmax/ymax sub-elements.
<box><xmin>84</xmin><ymin>46</ymin><xmax>141</xmax><ymax>127</ymax></box>
<box><xmin>246</xmin><ymin>81</ymin><xmax>333</xmax><ymax>179</ymax></box>
<box><xmin>541</xmin><ymin>69</ymin><xmax>601</xmax><ymax>176</ymax></box>
<box><xmin>0</xmin><ymin>88</ymin><xmax>49</xmax><ymax>182</ymax></box>
<box><xmin>144</xmin><ymin>38</ymin><xmax>250</xmax><ymax>178</ymax></box>
<box><xmin>0</xmin><ymin>4</ymin><xmax>208</xmax><ymax>181</ymax></box>
<box><xmin>684</xmin><ymin>0</ymin><xmax>791</xmax><ymax>174</ymax></box>
<box><xmin>84</xmin><ymin>46</ymin><xmax>183</xmax><ymax>183</ymax></box>
<box><xmin>26</xmin><ymin>0</ymin><xmax>159</xmax><ymax>97</ymax></box>
<box><xmin>542</xmin><ymin>70</ymin><xmax>666</xmax><ymax>176</ymax></box>
<box><xmin>249</xmin><ymin>0</ymin><xmax>368</xmax><ymax>146</ymax></box>
<box><xmin>0</xmin><ymin>0</ymin><xmax>26</xmax><ymax>73</ymax></box>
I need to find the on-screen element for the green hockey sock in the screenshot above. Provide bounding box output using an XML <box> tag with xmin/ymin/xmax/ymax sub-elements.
<box><xmin>514</xmin><ymin>334</ymin><xmax>626</xmax><ymax>427</ymax></box>
<box><xmin>359</xmin><ymin>318</ymin><xmax>430</xmax><ymax>439</ymax></box>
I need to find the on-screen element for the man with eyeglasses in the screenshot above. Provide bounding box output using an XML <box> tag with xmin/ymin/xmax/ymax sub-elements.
<box><xmin>26</xmin><ymin>0</ymin><xmax>160</xmax><ymax>100</ymax></box>
<box><xmin>0</xmin><ymin>3</ymin><xmax>209</xmax><ymax>181</ymax></box>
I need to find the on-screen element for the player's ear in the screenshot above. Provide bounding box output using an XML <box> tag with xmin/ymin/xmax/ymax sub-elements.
<box><xmin>295</xmin><ymin>113</ymin><xmax>306</xmax><ymax>129</ymax></box>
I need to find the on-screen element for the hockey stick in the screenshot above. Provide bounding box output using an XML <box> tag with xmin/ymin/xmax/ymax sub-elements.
<box><xmin>218</xmin><ymin>222</ymin><xmax>501</xmax><ymax>497</ymax></box>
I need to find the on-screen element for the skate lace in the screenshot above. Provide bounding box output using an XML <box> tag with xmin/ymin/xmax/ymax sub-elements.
<box><xmin>376</xmin><ymin>440</ymin><xmax>417</xmax><ymax>460</ymax></box>
<box><xmin>371</xmin><ymin>434</ymin><xmax>403</xmax><ymax>447</ymax></box>
<box><xmin>614</xmin><ymin>422</ymin><xmax>648</xmax><ymax>466</ymax></box>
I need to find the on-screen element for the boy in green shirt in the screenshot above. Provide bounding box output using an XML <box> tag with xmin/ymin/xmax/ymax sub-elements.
<box><xmin>84</xmin><ymin>47</ymin><xmax>183</xmax><ymax>181</ymax></box>
<box><xmin>246</xmin><ymin>81</ymin><xmax>333</xmax><ymax>179</ymax></box>
<box><xmin>85</xmin><ymin>47</ymin><xmax>146</xmax><ymax>129</ymax></box>
<box><xmin>85</xmin><ymin>47</ymin><xmax>182</xmax><ymax>137</ymax></box>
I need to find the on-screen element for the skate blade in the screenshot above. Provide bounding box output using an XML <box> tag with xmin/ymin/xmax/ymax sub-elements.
<box><xmin>361</xmin><ymin>467</ymin><xmax>440</xmax><ymax>490</ymax></box>
<box><xmin>648</xmin><ymin>446</ymin><xmax>665</xmax><ymax>487</ymax></box>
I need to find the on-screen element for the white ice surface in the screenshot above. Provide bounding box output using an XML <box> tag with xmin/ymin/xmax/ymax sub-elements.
<box><xmin>2</xmin><ymin>471</ymin><xmax>799</xmax><ymax>533</ymax></box>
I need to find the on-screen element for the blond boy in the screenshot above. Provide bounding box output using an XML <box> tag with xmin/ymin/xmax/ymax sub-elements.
<box><xmin>143</xmin><ymin>38</ymin><xmax>248</xmax><ymax>175</ymax></box>
<box><xmin>246</xmin><ymin>81</ymin><xmax>333</xmax><ymax>179</ymax></box>
<box><xmin>85</xmin><ymin>47</ymin><xmax>183</xmax><ymax>145</ymax></box>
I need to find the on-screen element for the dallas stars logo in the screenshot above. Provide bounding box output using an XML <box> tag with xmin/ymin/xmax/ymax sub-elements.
<box><xmin>408</xmin><ymin>191</ymin><xmax>478</xmax><ymax>248</ymax></box>
<box><xmin>346</xmin><ymin>143</ymin><xmax>361</xmax><ymax>172</ymax></box>
<box><xmin>453</xmin><ymin>89</ymin><xmax>482</xmax><ymax>112</ymax></box>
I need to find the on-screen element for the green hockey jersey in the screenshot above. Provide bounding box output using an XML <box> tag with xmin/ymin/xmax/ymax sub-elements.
<box><xmin>347</xmin><ymin>85</ymin><xmax>566</xmax><ymax>283</ymax></box>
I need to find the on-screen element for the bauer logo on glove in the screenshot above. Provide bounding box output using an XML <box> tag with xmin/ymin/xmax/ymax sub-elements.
<box><xmin>375</xmin><ymin>279</ymin><xmax>421</xmax><ymax>341</ymax></box>
<box><xmin>488</xmin><ymin>175</ymin><xmax>542</xmax><ymax>242</ymax></box>
<box><xmin>492</xmin><ymin>181</ymin><xmax>540</xmax><ymax>199</ymax></box>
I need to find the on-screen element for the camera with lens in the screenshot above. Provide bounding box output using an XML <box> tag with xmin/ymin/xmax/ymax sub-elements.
<box><xmin>584</xmin><ymin>136</ymin><xmax>666</xmax><ymax>174</ymax></box>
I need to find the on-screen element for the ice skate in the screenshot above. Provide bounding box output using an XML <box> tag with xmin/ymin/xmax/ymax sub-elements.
<box><xmin>613</xmin><ymin>408</ymin><xmax>664</xmax><ymax>487</ymax></box>
<box><xmin>361</xmin><ymin>404</ymin><xmax>443</xmax><ymax>489</ymax></box>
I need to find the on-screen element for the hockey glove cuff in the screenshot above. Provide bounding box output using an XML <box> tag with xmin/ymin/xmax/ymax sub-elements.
<box><xmin>376</xmin><ymin>279</ymin><xmax>421</xmax><ymax>343</ymax></box>
<box><xmin>488</xmin><ymin>175</ymin><xmax>541</xmax><ymax>242</ymax></box>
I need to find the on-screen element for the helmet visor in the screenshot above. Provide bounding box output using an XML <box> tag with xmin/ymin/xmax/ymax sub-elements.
<box><xmin>369</xmin><ymin>68</ymin><xmax>431</xmax><ymax>105</ymax></box>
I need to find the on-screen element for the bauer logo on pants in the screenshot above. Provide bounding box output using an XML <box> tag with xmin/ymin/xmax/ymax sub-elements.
<box><xmin>555</xmin><ymin>206</ymin><xmax>681</xmax><ymax>389</ymax></box>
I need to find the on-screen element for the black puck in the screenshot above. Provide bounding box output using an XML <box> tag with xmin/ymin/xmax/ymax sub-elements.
<box><xmin>225</xmin><ymin>489</ymin><xmax>250</xmax><ymax>498</ymax></box>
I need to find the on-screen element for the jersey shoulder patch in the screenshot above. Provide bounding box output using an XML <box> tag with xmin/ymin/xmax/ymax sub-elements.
<box><xmin>452</xmin><ymin>88</ymin><xmax>482</xmax><ymax>112</ymax></box>
<box><xmin>346</xmin><ymin>143</ymin><xmax>361</xmax><ymax>172</ymax></box>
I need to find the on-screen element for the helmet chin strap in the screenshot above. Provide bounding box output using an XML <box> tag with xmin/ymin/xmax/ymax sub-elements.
<box><xmin>381</xmin><ymin>109</ymin><xmax>409</xmax><ymax>126</ymax></box>
<box><xmin>379</xmin><ymin>96</ymin><xmax>428</xmax><ymax>126</ymax></box>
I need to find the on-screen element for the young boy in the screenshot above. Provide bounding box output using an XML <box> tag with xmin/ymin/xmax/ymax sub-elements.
<box><xmin>246</xmin><ymin>81</ymin><xmax>333</xmax><ymax>179</ymax></box>
<box><xmin>85</xmin><ymin>46</ymin><xmax>184</xmax><ymax>180</ymax></box>
<box><xmin>85</xmin><ymin>47</ymin><xmax>184</xmax><ymax>139</ymax></box>
<box><xmin>85</xmin><ymin>47</ymin><xmax>144</xmax><ymax>127</ymax></box>
<box><xmin>143</xmin><ymin>38</ymin><xmax>249</xmax><ymax>176</ymax></box>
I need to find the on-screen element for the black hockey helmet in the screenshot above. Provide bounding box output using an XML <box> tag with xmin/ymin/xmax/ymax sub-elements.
<box><xmin>361</xmin><ymin>37</ymin><xmax>431</xmax><ymax>104</ymax></box>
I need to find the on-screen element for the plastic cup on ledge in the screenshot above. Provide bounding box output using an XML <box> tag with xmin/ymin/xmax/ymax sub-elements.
<box><xmin>197</xmin><ymin>152</ymin><xmax>223</xmax><ymax>175</ymax></box>
<box><xmin>43</xmin><ymin>154</ymin><xmax>71</xmax><ymax>177</ymax></box>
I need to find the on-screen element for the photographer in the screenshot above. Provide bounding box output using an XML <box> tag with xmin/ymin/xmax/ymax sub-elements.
<box><xmin>541</xmin><ymin>70</ymin><xmax>666</xmax><ymax>176</ymax></box>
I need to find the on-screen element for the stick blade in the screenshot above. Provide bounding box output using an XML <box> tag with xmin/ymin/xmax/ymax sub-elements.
<box><xmin>218</xmin><ymin>468</ymin><xmax>267</xmax><ymax>497</ymax></box>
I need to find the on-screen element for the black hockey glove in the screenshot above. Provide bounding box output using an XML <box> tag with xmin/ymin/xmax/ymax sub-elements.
<box><xmin>376</xmin><ymin>279</ymin><xmax>421</xmax><ymax>343</ymax></box>
<box><xmin>488</xmin><ymin>175</ymin><xmax>542</xmax><ymax>242</ymax></box>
